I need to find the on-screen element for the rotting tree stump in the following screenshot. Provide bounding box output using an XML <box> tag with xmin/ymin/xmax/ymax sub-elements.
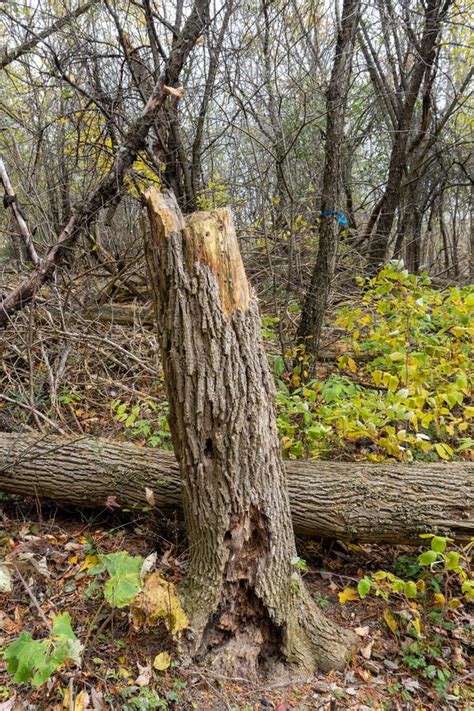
<box><xmin>144</xmin><ymin>190</ymin><xmax>356</xmax><ymax>675</ymax></box>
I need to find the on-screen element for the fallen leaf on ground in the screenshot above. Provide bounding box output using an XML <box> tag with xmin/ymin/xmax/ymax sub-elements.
<box><xmin>153</xmin><ymin>651</ymin><xmax>171</xmax><ymax>670</ymax></box>
<box><xmin>135</xmin><ymin>663</ymin><xmax>152</xmax><ymax>687</ymax></box>
<box><xmin>338</xmin><ymin>586</ymin><xmax>359</xmax><ymax>603</ymax></box>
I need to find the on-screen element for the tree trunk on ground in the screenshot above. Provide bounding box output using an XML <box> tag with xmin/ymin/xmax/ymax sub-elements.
<box><xmin>144</xmin><ymin>190</ymin><xmax>355</xmax><ymax>675</ymax></box>
<box><xmin>0</xmin><ymin>432</ymin><xmax>473</xmax><ymax>544</ymax></box>
<box><xmin>297</xmin><ymin>0</ymin><xmax>360</xmax><ymax>357</ymax></box>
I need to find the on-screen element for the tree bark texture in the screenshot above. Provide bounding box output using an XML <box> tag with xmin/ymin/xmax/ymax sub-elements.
<box><xmin>144</xmin><ymin>190</ymin><xmax>355</xmax><ymax>674</ymax></box>
<box><xmin>0</xmin><ymin>432</ymin><xmax>473</xmax><ymax>545</ymax></box>
<box><xmin>297</xmin><ymin>0</ymin><xmax>360</xmax><ymax>355</ymax></box>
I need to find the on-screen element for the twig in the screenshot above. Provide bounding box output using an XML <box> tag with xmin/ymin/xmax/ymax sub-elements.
<box><xmin>0</xmin><ymin>158</ymin><xmax>41</xmax><ymax>266</ymax></box>
<box><xmin>13</xmin><ymin>563</ymin><xmax>51</xmax><ymax>630</ymax></box>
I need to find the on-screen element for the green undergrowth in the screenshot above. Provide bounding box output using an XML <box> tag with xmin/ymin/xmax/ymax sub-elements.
<box><xmin>273</xmin><ymin>263</ymin><xmax>473</xmax><ymax>461</ymax></box>
<box><xmin>338</xmin><ymin>534</ymin><xmax>474</xmax><ymax>702</ymax></box>
<box><xmin>102</xmin><ymin>264</ymin><xmax>473</xmax><ymax>463</ymax></box>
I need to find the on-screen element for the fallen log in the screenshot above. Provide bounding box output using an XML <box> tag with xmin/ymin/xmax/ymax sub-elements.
<box><xmin>0</xmin><ymin>432</ymin><xmax>472</xmax><ymax>544</ymax></box>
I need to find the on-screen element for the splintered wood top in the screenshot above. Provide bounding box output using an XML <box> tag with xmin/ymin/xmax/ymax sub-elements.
<box><xmin>145</xmin><ymin>187</ymin><xmax>251</xmax><ymax>316</ymax></box>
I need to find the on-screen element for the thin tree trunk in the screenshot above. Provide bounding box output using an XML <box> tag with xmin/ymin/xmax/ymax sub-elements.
<box><xmin>367</xmin><ymin>0</ymin><xmax>453</xmax><ymax>272</ymax></box>
<box><xmin>144</xmin><ymin>190</ymin><xmax>355</xmax><ymax>674</ymax></box>
<box><xmin>297</xmin><ymin>0</ymin><xmax>360</xmax><ymax>356</ymax></box>
<box><xmin>0</xmin><ymin>432</ymin><xmax>473</xmax><ymax>545</ymax></box>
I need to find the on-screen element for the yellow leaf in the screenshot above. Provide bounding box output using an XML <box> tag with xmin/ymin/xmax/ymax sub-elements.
<box><xmin>410</xmin><ymin>617</ymin><xmax>422</xmax><ymax>637</ymax></box>
<box><xmin>153</xmin><ymin>651</ymin><xmax>171</xmax><ymax>671</ymax></box>
<box><xmin>433</xmin><ymin>592</ymin><xmax>445</xmax><ymax>607</ymax></box>
<box><xmin>383</xmin><ymin>608</ymin><xmax>398</xmax><ymax>634</ymax></box>
<box><xmin>78</xmin><ymin>554</ymin><xmax>99</xmax><ymax>573</ymax></box>
<box><xmin>74</xmin><ymin>690</ymin><xmax>89</xmax><ymax>711</ymax></box>
<box><xmin>388</xmin><ymin>375</ymin><xmax>399</xmax><ymax>393</ymax></box>
<box><xmin>448</xmin><ymin>597</ymin><xmax>461</xmax><ymax>610</ymax></box>
<box><xmin>63</xmin><ymin>688</ymin><xmax>71</xmax><ymax>709</ymax></box>
<box><xmin>68</xmin><ymin>555</ymin><xmax>78</xmax><ymax>565</ymax></box>
<box><xmin>372</xmin><ymin>370</ymin><xmax>383</xmax><ymax>386</ymax></box>
<box><xmin>389</xmin><ymin>352</ymin><xmax>405</xmax><ymax>362</ymax></box>
<box><xmin>435</xmin><ymin>443</ymin><xmax>452</xmax><ymax>460</ymax></box>
<box><xmin>416</xmin><ymin>579</ymin><xmax>426</xmax><ymax>594</ymax></box>
<box><xmin>338</xmin><ymin>586</ymin><xmax>359</xmax><ymax>604</ymax></box>
<box><xmin>130</xmin><ymin>572</ymin><xmax>188</xmax><ymax>637</ymax></box>
<box><xmin>347</xmin><ymin>357</ymin><xmax>357</xmax><ymax>373</ymax></box>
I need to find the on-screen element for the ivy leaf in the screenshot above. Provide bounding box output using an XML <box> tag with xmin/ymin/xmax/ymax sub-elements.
<box><xmin>357</xmin><ymin>577</ymin><xmax>371</xmax><ymax>599</ymax></box>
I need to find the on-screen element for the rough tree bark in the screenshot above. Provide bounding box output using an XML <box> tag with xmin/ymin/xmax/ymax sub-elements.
<box><xmin>0</xmin><ymin>432</ymin><xmax>473</xmax><ymax>544</ymax></box>
<box><xmin>144</xmin><ymin>189</ymin><xmax>355</xmax><ymax>674</ymax></box>
<box><xmin>297</xmin><ymin>0</ymin><xmax>360</xmax><ymax>356</ymax></box>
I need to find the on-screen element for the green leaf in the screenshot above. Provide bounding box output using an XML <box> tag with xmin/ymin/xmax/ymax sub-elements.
<box><xmin>391</xmin><ymin>579</ymin><xmax>405</xmax><ymax>594</ymax></box>
<box><xmin>51</xmin><ymin>612</ymin><xmax>82</xmax><ymax>664</ymax></box>
<box><xmin>99</xmin><ymin>551</ymin><xmax>143</xmax><ymax>608</ymax></box>
<box><xmin>404</xmin><ymin>581</ymin><xmax>417</xmax><ymax>599</ymax></box>
<box><xmin>418</xmin><ymin>550</ymin><xmax>438</xmax><ymax>566</ymax></box>
<box><xmin>3</xmin><ymin>614</ymin><xmax>82</xmax><ymax>687</ymax></box>
<box><xmin>3</xmin><ymin>632</ymin><xmax>55</xmax><ymax>687</ymax></box>
<box><xmin>431</xmin><ymin>536</ymin><xmax>447</xmax><ymax>553</ymax></box>
<box><xmin>357</xmin><ymin>577</ymin><xmax>371</xmax><ymax>599</ymax></box>
<box><xmin>444</xmin><ymin>551</ymin><xmax>460</xmax><ymax>571</ymax></box>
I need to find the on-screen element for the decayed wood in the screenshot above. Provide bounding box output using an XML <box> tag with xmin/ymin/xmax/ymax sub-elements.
<box><xmin>0</xmin><ymin>432</ymin><xmax>472</xmax><ymax>544</ymax></box>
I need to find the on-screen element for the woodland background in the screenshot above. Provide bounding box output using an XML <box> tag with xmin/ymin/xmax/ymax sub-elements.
<box><xmin>0</xmin><ymin>0</ymin><xmax>473</xmax><ymax>709</ymax></box>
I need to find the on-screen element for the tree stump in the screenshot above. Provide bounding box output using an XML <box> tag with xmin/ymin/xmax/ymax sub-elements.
<box><xmin>144</xmin><ymin>189</ymin><xmax>355</xmax><ymax>675</ymax></box>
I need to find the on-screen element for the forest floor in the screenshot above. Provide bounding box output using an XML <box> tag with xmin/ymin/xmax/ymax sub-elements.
<box><xmin>0</xmin><ymin>271</ymin><xmax>472</xmax><ymax>709</ymax></box>
<box><xmin>0</xmin><ymin>497</ymin><xmax>472</xmax><ymax>711</ymax></box>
